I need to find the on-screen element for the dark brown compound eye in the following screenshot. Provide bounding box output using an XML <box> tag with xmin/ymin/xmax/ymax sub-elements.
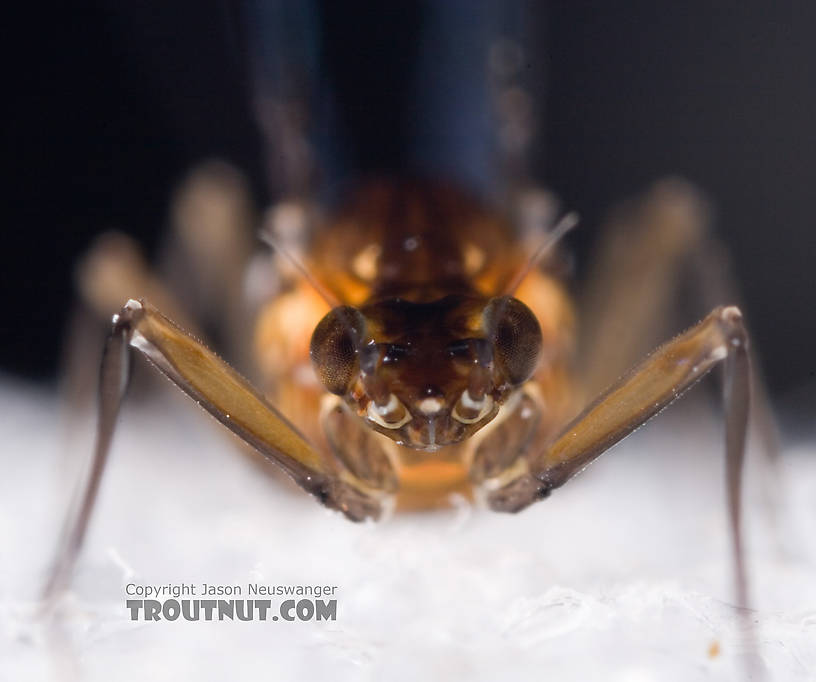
<box><xmin>310</xmin><ymin>306</ymin><xmax>366</xmax><ymax>394</ymax></box>
<box><xmin>483</xmin><ymin>296</ymin><xmax>543</xmax><ymax>386</ymax></box>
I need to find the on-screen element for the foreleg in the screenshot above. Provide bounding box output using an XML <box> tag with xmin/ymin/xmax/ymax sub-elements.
<box><xmin>44</xmin><ymin>299</ymin><xmax>384</xmax><ymax>600</ymax></box>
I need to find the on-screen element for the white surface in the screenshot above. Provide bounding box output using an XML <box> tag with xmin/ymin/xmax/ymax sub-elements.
<box><xmin>1</xmin><ymin>379</ymin><xmax>815</xmax><ymax>681</ymax></box>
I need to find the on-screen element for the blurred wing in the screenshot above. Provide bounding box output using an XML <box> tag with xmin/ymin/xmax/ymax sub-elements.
<box><xmin>243</xmin><ymin>1</ymin><xmax>548</xmax><ymax>201</ymax></box>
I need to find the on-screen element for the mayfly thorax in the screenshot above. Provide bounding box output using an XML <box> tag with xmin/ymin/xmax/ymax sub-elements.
<box><xmin>254</xmin><ymin>179</ymin><xmax>576</xmax><ymax>512</ymax></box>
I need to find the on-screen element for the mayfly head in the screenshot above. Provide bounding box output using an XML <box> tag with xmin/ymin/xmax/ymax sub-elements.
<box><xmin>310</xmin><ymin>294</ymin><xmax>542</xmax><ymax>450</ymax></box>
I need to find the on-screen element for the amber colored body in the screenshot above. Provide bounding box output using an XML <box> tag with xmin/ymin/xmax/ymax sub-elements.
<box><xmin>254</xmin><ymin>180</ymin><xmax>574</xmax><ymax>509</ymax></box>
<box><xmin>46</xmin><ymin>170</ymin><xmax>752</xmax><ymax>623</ymax></box>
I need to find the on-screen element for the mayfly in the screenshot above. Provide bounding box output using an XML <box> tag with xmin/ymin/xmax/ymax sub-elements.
<box><xmin>45</xmin><ymin>2</ymin><xmax>756</xmax><ymax>624</ymax></box>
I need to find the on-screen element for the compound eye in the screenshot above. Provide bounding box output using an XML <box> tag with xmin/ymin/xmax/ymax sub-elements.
<box><xmin>483</xmin><ymin>296</ymin><xmax>543</xmax><ymax>386</ymax></box>
<box><xmin>310</xmin><ymin>306</ymin><xmax>365</xmax><ymax>395</ymax></box>
<box><xmin>452</xmin><ymin>390</ymin><xmax>494</xmax><ymax>424</ymax></box>
<box><xmin>367</xmin><ymin>393</ymin><xmax>411</xmax><ymax>429</ymax></box>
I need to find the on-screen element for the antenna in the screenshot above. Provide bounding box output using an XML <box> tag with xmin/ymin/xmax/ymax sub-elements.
<box><xmin>261</xmin><ymin>206</ymin><xmax>366</xmax><ymax>360</ymax></box>
<box><xmin>504</xmin><ymin>211</ymin><xmax>579</xmax><ymax>295</ymax></box>
<box><xmin>259</xmin><ymin>212</ymin><xmax>341</xmax><ymax>309</ymax></box>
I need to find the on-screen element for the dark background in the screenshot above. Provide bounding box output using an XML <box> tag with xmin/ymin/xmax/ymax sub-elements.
<box><xmin>5</xmin><ymin>1</ymin><xmax>815</xmax><ymax>405</ymax></box>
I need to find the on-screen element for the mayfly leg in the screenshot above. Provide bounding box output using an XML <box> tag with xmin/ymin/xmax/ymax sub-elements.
<box><xmin>578</xmin><ymin>179</ymin><xmax>779</xmax><ymax>464</ymax></box>
<box><xmin>43</xmin><ymin>311</ymin><xmax>131</xmax><ymax>602</ymax></box>
<box><xmin>43</xmin><ymin>299</ymin><xmax>385</xmax><ymax>603</ymax></box>
<box><xmin>489</xmin><ymin>307</ymin><xmax>751</xmax><ymax>600</ymax></box>
<box><xmin>486</xmin><ymin>304</ymin><xmax>760</xmax><ymax>675</ymax></box>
